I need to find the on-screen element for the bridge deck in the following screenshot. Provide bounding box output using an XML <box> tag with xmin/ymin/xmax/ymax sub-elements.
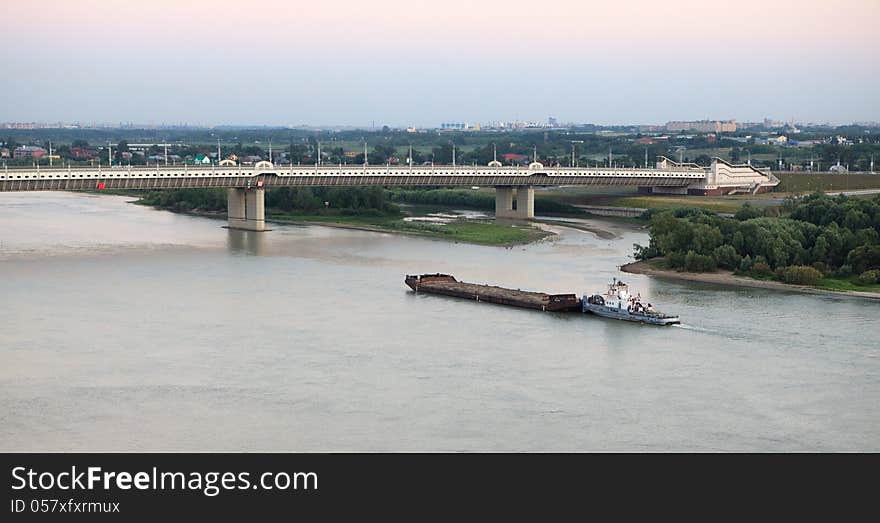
<box><xmin>0</xmin><ymin>165</ymin><xmax>706</xmax><ymax>192</ymax></box>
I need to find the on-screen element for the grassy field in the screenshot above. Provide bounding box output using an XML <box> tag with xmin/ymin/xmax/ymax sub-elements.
<box><xmin>536</xmin><ymin>187</ymin><xmax>757</xmax><ymax>214</ymax></box>
<box><xmin>266</xmin><ymin>213</ymin><xmax>546</xmax><ymax>246</ymax></box>
<box><xmin>607</xmin><ymin>196</ymin><xmax>747</xmax><ymax>213</ymax></box>
<box><xmin>773</xmin><ymin>172</ymin><xmax>880</xmax><ymax>193</ymax></box>
<box><xmin>815</xmin><ymin>277</ymin><xmax>880</xmax><ymax>293</ymax></box>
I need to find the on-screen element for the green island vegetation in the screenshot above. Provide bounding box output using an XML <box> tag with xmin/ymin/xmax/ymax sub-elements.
<box><xmin>633</xmin><ymin>193</ymin><xmax>880</xmax><ymax>293</ymax></box>
<box><xmin>388</xmin><ymin>188</ymin><xmax>586</xmax><ymax>215</ymax></box>
<box><xmin>134</xmin><ymin>187</ymin><xmax>546</xmax><ymax>246</ymax></box>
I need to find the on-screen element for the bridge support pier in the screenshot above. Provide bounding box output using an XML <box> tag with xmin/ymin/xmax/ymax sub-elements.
<box><xmin>495</xmin><ymin>186</ymin><xmax>534</xmax><ymax>219</ymax></box>
<box><xmin>227</xmin><ymin>188</ymin><xmax>266</xmax><ymax>231</ymax></box>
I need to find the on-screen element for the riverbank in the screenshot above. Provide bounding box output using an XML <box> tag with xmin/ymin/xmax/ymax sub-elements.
<box><xmin>621</xmin><ymin>259</ymin><xmax>880</xmax><ymax>300</ymax></box>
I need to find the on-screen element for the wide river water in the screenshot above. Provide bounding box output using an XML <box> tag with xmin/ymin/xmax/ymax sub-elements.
<box><xmin>1</xmin><ymin>192</ymin><xmax>878</xmax><ymax>451</ymax></box>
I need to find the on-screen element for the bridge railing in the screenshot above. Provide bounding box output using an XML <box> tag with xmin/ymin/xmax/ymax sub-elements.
<box><xmin>2</xmin><ymin>164</ymin><xmax>706</xmax><ymax>178</ymax></box>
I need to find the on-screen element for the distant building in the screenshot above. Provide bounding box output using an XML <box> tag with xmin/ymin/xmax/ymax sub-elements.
<box><xmin>70</xmin><ymin>146</ymin><xmax>97</xmax><ymax>159</ymax></box>
<box><xmin>13</xmin><ymin>145</ymin><xmax>47</xmax><ymax>160</ymax></box>
<box><xmin>666</xmin><ymin>120</ymin><xmax>737</xmax><ymax>133</ymax></box>
<box><xmin>0</xmin><ymin>148</ymin><xmax>9</xmax><ymax>158</ymax></box>
<box><xmin>192</xmin><ymin>154</ymin><xmax>211</xmax><ymax>164</ymax></box>
<box><xmin>502</xmin><ymin>153</ymin><xmax>528</xmax><ymax>164</ymax></box>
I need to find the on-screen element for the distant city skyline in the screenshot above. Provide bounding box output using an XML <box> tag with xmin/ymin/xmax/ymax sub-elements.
<box><xmin>2</xmin><ymin>0</ymin><xmax>878</xmax><ymax>127</ymax></box>
<box><xmin>1</xmin><ymin>116</ymin><xmax>874</xmax><ymax>131</ymax></box>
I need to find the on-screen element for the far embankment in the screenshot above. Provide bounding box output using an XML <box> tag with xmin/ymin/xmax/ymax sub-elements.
<box><xmin>621</xmin><ymin>259</ymin><xmax>880</xmax><ymax>301</ymax></box>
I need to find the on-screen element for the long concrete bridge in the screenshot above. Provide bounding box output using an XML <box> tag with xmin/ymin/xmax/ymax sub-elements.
<box><xmin>0</xmin><ymin>157</ymin><xmax>777</xmax><ymax>231</ymax></box>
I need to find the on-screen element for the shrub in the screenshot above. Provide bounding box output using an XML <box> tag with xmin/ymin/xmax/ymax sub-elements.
<box><xmin>834</xmin><ymin>264</ymin><xmax>853</xmax><ymax>278</ymax></box>
<box><xmin>856</xmin><ymin>270</ymin><xmax>880</xmax><ymax>285</ymax></box>
<box><xmin>633</xmin><ymin>243</ymin><xmax>659</xmax><ymax>261</ymax></box>
<box><xmin>684</xmin><ymin>250</ymin><xmax>717</xmax><ymax>272</ymax></box>
<box><xmin>811</xmin><ymin>261</ymin><xmax>831</xmax><ymax>276</ymax></box>
<box><xmin>847</xmin><ymin>245</ymin><xmax>880</xmax><ymax>274</ymax></box>
<box><xmin>752</xmin><ymin>262</ymin><xmax>772</xmax><ymax>275</ymax></box>
<box><xmin>734</xmin><ymin>202</ymin><xmax>763</xmax><ymax>221</ymax></box>
<box><xmin>778</xmin><ymin>265</ymin><xmax>823</xmax><ymax>286</ymax></box>
<box><xmin>712</xmin><ymin>245</ymin><xmax>741</xmax><ymax>270</ymax></box>
<box><xmin>666</xmin><ymin>251</ymin><xmax>687</xmax><ymax>269</ymax></box>
<box><xmin>774</xmin><ymin>266</ymin><xmax>786</xmax><ymax>281</ymax></box>
<box><xmin>738</xmin><ymin>255</ymin><xmax>754</xmax><ymax>273</ymax></box>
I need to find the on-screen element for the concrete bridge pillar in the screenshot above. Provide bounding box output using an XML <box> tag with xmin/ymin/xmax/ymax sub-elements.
<box><xmin>516</xmin><ymin>186</ymin><xmax>535</xmax><ymax>219</ymax></box>
<box><xmin>227</xmin><ymin>187</ymin><xmax>266</xmax><ymax>231</ymax></box>
<box><xmin>494</xmin><ymin>186</ymin><xmax>534</xmax><ymax>219</ymax></box>
<box><xmin>495</xmin><ymin>186</ymin><xmax>515</xmax><ymax>218</ymax></box>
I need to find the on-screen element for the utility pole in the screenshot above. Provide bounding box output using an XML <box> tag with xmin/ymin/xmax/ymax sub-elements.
<box><xmin>452</xmin><ymin>143</ymin><xmax>456</xmax><ymax>167</ymax></box>
<box><xmin>269</xmin><ymin>141</ymin><xmax>273</xmax><ymax>164</ymax></box>
<box><xmin>108</xmin><ymin>142</ymin><xmax>112</xmax><ymax>167</ymax></box>
<box><xmin>217</xmin><ymin>139</ymin><xmax>221</xmax><ymax>164</ymax></box>
<box><xmin>364</xmin><ymin>141</ymin><xmax>368</xmax><ymax>166</ymax></box>
<box><xmin>644</xmin><ymin>147</ymin><xmax>648</xmax><ymax>169</ymax></box>
<box><xmin>164</xmin><ymin>142</ymin><xmax>168</xmax><ymax>166</ymax></box>
<box><xmin>48</xmin><ymin>140</ymin><xmax>53</xmax><ymax>166</ymax></box>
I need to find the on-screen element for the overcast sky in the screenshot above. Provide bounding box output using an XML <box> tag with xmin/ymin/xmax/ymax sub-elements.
<box><xmin>3</xmin><ymin>0</ymin><xmax>878</xmax><ymax>127</ymax></box>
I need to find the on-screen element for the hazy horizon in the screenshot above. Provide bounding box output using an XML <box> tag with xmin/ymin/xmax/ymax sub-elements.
<box><xmin>3</xmin><ymin>0</ymin><xmax>878</xmax><ymax>127</ymax></box>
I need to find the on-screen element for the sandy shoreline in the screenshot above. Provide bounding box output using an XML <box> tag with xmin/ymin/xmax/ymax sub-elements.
<box><xmin>621</xmin><ymin>260</ymin><xmax>880</xmax><ymax>301</ymax></box>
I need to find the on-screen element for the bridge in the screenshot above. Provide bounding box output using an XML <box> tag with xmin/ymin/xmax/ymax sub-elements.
<box><xmin>0</xmin><ymin>157</ymin><xmax>777</xmax><ymax>231</ymax></box>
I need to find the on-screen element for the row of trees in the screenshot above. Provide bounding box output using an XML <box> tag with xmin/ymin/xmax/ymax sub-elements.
<box><xmin>138</xmin><ymin>187</ymin><xmax>398</xmax><ymax>217</ymax></box>
<box><xmin>634</xmin><ymin>193</ymin><xmax>880</xmax><ymax>285</ymax></box>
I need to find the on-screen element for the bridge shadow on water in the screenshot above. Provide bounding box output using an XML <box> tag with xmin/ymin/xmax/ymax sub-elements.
<box><xmin>226</xmin><ymin>229</ymin><xmax>266</xmax><ymax>255</ymax></box>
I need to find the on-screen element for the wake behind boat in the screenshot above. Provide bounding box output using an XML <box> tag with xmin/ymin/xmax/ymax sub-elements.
<box><xmin>582</xmin><ymin>278</ymin><xmax>680</xmax><ymax>326</ymax></box>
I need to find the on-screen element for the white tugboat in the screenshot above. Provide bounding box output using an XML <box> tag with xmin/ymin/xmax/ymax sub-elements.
<box><xmin>582</xmin><ymin>278</ymin><xmax>680</xmax><ymax>326</ymax></box>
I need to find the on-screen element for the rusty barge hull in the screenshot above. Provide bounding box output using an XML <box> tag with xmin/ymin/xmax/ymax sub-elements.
<box><xmin>405</xmin><ymin>274</ymin><xmax>581</xmax><ymax>312</ymax></box>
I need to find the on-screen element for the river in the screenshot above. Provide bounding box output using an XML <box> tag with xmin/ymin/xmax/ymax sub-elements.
<box><xmin>1</xmin><ymin>192</ymin><xmax>877</xmax><ymax>451</ymax></box>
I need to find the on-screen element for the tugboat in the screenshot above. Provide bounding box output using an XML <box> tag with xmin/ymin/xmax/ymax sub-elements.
<box><xmin>582</xmin><ymin>278</ymin><xmax>680</xmax><ymax>325</ymax></box>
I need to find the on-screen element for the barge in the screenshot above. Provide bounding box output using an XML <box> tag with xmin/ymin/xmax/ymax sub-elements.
<box><xmin>405</xmin><ymin>273</ymin><xmax>581</xmax><ymax>312</ymax></box>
